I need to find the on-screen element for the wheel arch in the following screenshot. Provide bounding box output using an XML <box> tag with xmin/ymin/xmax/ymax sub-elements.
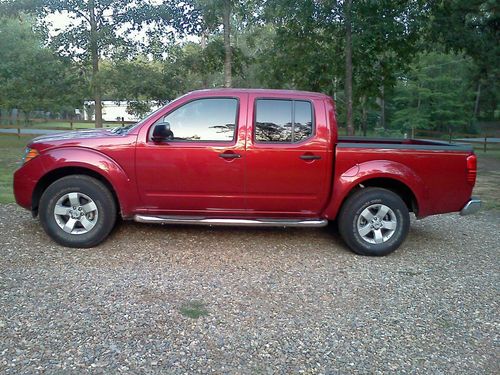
<box><xmin>32</xmin><ymin>167</ymin><xmax>120</xmax><ymax>218</ymax></box>
<box><xmin>345</xmin><ymin>177</ymin><xmax>419</xmax><ymax>215</ymax></box>
<box><xmin>324</xmin><ymin>159</ymin><xmax>426</xmax><ymax>220</ymax></box>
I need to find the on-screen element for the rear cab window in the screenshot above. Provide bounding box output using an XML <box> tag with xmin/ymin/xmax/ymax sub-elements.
<box><xmin>255</xmin><ymin>99</ymin><xmax>314</xmax><ymax>143</ymax></box>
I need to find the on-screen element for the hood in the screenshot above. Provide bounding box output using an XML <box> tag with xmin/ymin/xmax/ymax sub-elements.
<box><xmin>31</xmin><ymin>128</ymin><xmax>118</xmax><ymax>144</ymax></box>
<box><xmin>27</xmin><ymin>127</ymin><xmax>136</xmax><ymax>152</ymax></box>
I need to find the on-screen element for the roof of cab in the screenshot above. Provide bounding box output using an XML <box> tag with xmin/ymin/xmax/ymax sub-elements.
<box><xmin>187</xmin><ymin>88</ymin><xmax>331</xmax><ymax>99</ymax></box>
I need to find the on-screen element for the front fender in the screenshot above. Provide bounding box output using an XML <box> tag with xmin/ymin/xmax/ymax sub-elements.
<box><xmin>323</xmin><ymin>160</ymin><xmax>427</xmax><ymax>219</ymax></box>
<box><xmin>39</xmin><ymin>147</ymin><xmax>137</xmax><ymax>216</ymax></box>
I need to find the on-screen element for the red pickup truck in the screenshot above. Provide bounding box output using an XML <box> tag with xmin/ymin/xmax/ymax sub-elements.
<box><xmin>13</xmin><ymin>89</ymin><xmax>480</xmax><ymax>256</ymax></box>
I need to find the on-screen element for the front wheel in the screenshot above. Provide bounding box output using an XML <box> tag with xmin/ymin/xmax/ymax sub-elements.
<box><xmin>39</xmin><ymin>175</ymin><xmax>117</xmax><ymax>248</ymax></box>
<box><xmin>338</xmin><ymin>187</ymin><xmax>410</xmax><ymax>256</ymax></box>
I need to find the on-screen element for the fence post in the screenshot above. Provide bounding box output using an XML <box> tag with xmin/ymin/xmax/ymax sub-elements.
<box><xmin>17</xmin><ymin>127</ymin><xmax>20</xmax><ymax>139</ymax></box>
<box><xmin>484</xmin><ymin>136</ymin><xmax>487</xmax><ymax>152</ymax></box>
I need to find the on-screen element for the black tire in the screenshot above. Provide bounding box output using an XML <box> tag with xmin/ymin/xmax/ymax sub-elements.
<box><xmin>338</xmin><ymin>187</ymin><xmax>410</xmax><ymax>256</ymax></box>
<box><xmin>39</xmin><ymin>175</ymin><xmax>117</xmax><ymax>248</ymax></box>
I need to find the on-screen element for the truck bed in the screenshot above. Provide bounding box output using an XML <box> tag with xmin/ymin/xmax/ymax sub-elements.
<box><xmin>333</xmin><ymin>136</ymin><xmax>475</xmax><ymax>218</ymax></box>
<box><xmin>337</xmin><ymin>136</ymin><xmax>473</xmax><ymax>151</ymax></box>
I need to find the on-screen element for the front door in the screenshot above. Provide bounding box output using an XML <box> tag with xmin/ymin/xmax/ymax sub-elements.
<box><xmin>135</xmin><ymin>96</ymin><xmax>247</xmax><ymax>215</ymax></box>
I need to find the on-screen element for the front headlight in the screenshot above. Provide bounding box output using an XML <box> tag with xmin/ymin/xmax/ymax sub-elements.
<box><xmin>22</xmin><ymin>147</ymin><xmax>40</xmax><ymax>165</ymax></box>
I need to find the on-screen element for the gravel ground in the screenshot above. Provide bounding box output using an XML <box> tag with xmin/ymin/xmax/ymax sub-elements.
<box><xmin>0</xmin><ymin>204</ymin><xmax>498</xmax><ymax>374</ymax></box>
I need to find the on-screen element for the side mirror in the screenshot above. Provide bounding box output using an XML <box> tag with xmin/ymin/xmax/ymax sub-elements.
<box><xmin>152</xmin><ymin>122</ymin><xmax>172</xmax><ymax>142</ymax></box>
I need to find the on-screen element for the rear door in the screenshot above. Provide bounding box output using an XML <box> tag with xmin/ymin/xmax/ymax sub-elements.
<box><xmin>244</xmin><ymin>95</ymin><xmax>331</xmax><ymax>216</ymax></box>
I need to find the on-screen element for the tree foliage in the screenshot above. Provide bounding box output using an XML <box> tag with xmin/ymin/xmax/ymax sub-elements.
<box><xmin>0</xmin><ymin>0</ymin><xmax>497</xmax><ymax>133</ymax></box>
<box><xmin>429</xmin><ymin>0</ymin><xmax>499</xmax><ymax>120</ymax></box>
<box><xmin>1</xmin><ymin>0</ymin><xmax>198</xmax><ymax>126</ymax></box>
<box><xmin>389</xmin><ymin>52</ymin><xmax>476</xmax><ymax>133</ymax></box>
<box><xmin>0</xmin><ymin>16</ymin><xmax>82</xmax><ymax>119</ymax></box>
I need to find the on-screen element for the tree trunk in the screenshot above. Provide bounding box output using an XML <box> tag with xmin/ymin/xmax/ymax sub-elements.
<box><xmin>361</xmin><ymin>96</ymin><xmax>367</xmax><ymax>136</ymax></box>
<box><xmin>417</xmin><ymin>84</ymin><xmax>421</xmax><ymax>111</ymax></box>
<box><xmin>200</xmin><ymin>31</ymin><xmax>207</xmax><ymax>49</ymax></box>
<box><xmin>89</xmin><ymin>1</ymin><xmax>103</xmax><ymax>128</ymax></box>
<box><xmin>474</xmin><ymin>82</ymin><xmax>481</xmax><ymax>118</ymax></box>
<box><xmin>223</xmin><ymin>1</ymin><xmax>232</xmax><ymax>88</ymax></box>
<box><xmin>380</xmin><ymin>84</ymin><xmax>386</xmax><ymax>130</ymax></box>
<box><xmin>200</xmin><ymin>29</ymin><xmax>209</xmax><ymax>88</ymax></box>
<box><xmin>344</xmin><ymin>0</ymin><xmax>354</xmax><ymax>136</ymax></box>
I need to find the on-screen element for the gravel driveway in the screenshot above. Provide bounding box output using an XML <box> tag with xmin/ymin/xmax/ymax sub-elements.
<box><xmin>0</xmin><ymin>204</ymin><xmax>498</xmax><ymax>374</ymax></box>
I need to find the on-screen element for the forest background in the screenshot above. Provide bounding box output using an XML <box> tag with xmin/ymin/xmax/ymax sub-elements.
<box><xmin>0</xmin><ymin>0</ymin><xmax>498</xmax><ymax>136</ymax></box>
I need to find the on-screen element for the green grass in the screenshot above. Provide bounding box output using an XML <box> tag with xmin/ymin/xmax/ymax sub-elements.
<box><xmin>474</xmin><ymin>147</ymin><xmax>500</xmax><ymax>160</ymax></box>
<box><xmin>31</xmin><ymin>121</ymin><xmax>97</xmax><ymax>129</ymax></box>
<box><xmin>179</xmin><ymin>301</ymin><xmax>209</xmax><ymax>319</ymax></box>
<box><xmin>0</xmin><ymin>135</ymin><xmax>34</xmax><ymax>203</ymax></box>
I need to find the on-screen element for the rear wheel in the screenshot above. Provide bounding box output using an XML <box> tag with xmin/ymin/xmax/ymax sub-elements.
<box><xmin>338</xmin><ymin>187</ymin><xmax>410</xmax><ymax>256</ymax></box>
<box><xmin>39</xmin><ymin>175</ymin><xmax>117</xmax><ymax>248</ymax></box>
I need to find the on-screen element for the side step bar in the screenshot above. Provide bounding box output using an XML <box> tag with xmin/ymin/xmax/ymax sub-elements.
<box><xmin>134</xmin><ymin>215</ymin><xmax>328</xmax><ymax>228</ymax></box>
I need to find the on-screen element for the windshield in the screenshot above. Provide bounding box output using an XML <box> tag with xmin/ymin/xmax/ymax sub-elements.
<box><xmin>111</xmin><ymin>104</ymin><xmax>169</xmax><ymax>134</ymax></box>
<box><xmin>111</xmin><ymin>123</ymin><xmax>136</xmax><ymax>134</ymax></box>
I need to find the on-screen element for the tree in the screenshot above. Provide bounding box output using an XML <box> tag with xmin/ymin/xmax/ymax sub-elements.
<box><xmin>193</xmin><ymin>0</ymin><xmax>254</xmax><ymax>88</ymax></box>
<box><xmin>2</xmin><ymin>0</ymin><xmax>194</xmax><ymax>127</ymax></box>
<box><xmin>344</xmin><ymin>0</ymin><xmax>354</xmax><ymax>135</ymax></box>
<box><xmin>257</xmin><ymin>1</ymin><xmax>341</xmax><ymax>92</ymax></box>
<box><xmin>0</xmin><ymin>16</ymin><xmax>83</xmax><ymax>121</ymax></box>
<box><xmin>193</xmin><ymin>1</ymin><xmax>231</xmax><ymax>87</ymax></box>
<box><xmin>100</xmin><ymin>54</ymin><xmax>188</xmax><ymax>116</ymax></box>
<box><xmin>429</xmin><ymin>0</ymin><xmax>499</xmax><ymax>121</ymax></box>
<box><xmin>259</xmin><ymin>0</ymin><xmax>428</xmax><ymax>134</ymax></box>
<box><xmin>389</xmin><ymin>52</ymin><xmax>475</xmax><ymax>133</ymax></box>
<box><xmin>179</xmin><ymin>39</ymin><xmax>246</xmax><ymax>88</ymax></box>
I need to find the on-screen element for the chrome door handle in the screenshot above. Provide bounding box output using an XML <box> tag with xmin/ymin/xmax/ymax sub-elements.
<box><xmin>300</xmin><ymin>154</ymin><xmax>321</xmax><ymax>160</ymax></box>
<box><xmin>219</xmin><ymin>153</ymin><xmax>241</xmax><ymax>159</ymax></box>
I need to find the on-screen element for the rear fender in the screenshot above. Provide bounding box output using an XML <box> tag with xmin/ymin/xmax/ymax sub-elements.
<box><xmin>323</xmin><ymin>160</ymin><xmax>427</xmax><ymax>219</ymax></box>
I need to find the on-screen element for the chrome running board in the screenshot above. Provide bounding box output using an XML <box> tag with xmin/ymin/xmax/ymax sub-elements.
<box><xmin>133</xmin><ymin>215</ymin><xmax>328</xmax><ymax>228</ymax></box>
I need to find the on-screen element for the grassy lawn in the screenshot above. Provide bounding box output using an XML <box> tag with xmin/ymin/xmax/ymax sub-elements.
<box><xmin>0</xmin><ymin>135</ymin><xmax>33</xmax><ymax>203</ymax></box>
<box><xmin>473</xmin><ymin>147</ymin><xmax>500</xmax><ymax>160</ymax></box>
<box><xmin>32</xmin><ymin>121</ymin><xmax>97</xmax><ymax>129</ymax></box>
<box><xmin>474</xmin><ymin>149</ymin><xmax>500</xmax><ymax>211</ymax></box>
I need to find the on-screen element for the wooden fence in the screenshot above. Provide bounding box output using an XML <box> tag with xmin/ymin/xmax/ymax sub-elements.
<box><xmin>413</xmin><ymin>128</ymin><xmax>498</xmax><ymax>152</ymax></box>
<box><xmin>0</xmin><ymin>117</ymin><xmax>136</xmax><ymax>138</ymax></box>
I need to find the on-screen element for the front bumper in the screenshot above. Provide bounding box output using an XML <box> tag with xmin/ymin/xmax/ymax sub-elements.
<box><xmin>460</xmin><ymin>197</ymin><xmax>481</xmax><ymax>216</ymax></box>
<box><xmin>13</xmin><ymin>156</ymin><xmax>45</xmax><ymax>211</ymax></box>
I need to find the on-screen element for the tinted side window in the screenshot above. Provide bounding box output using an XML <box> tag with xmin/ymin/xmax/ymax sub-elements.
<box><xmin>294</xmin><ymin>101</ymin><xmax>313</xmax><ymax>142</ymax></box>
<box><xmin>255</xmin><ymin>99</ymin><xmax>314</xmax><ymax>143</ymax></box>
<box><xmin>255</xmin><ymin>100</ymin><xmax>292</xmax><ymax>142</ymax></box>
<box><xmin>160</xmin><ymin>98</ymin><xmax>238</xmax><ymax>141</ymax></box>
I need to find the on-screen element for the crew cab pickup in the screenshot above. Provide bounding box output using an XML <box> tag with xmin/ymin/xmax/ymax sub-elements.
<box><xmin>13</xmin><ymin>89</ymin><xmax>481</xmax><ymax>255</ymax></box>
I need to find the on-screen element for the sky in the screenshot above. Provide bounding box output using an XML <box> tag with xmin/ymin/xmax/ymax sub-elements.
<box><xmin>44</xmin><ymin>7</ymin><xmax>200</xmax><ymax>53</ymax></box>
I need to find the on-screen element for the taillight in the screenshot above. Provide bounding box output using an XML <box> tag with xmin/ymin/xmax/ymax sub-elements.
<box><xmin>466</xmin><ymin>154</ymin><xmax>477</xmax><ymax>186</ymax></box>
